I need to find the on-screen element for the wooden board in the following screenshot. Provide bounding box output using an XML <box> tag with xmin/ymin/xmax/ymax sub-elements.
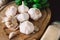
<box><xmin>0</xmin><ymin>1</ymin><xmax>51</xmax><ymax>40</ymax></box>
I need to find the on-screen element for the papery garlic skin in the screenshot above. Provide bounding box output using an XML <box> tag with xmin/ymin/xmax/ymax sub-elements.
<box><xmin>18</xmin><ymin>1</ymin><xmax>29</xmax><ymax>13</ymax></box>
<box><xmin>16</xmin><ymin>13</ymin><xmax>29</xmax><ymax>22</ymax></box>
<box><xmin>28</xmin><ymin>8</ymin><xmax>42</xmax><ymax>20</ymax></box>
<box><xmin>4</xmin><ymin>16</ymin><xmax>18</xmax><ymax>31</ymax></box>
<box><xmin>9</xmin><ymin>32</ymin><xmax>17</xmax><ymax>39</ymax></box>
<box><xmin>19</xmin><ymin>21</ymin><xmax>34</xmax><ymax>34</ymax></box>
<box><xmin>5</xmin><ymin>6</ymin><xmax>17</xmax><ymax>17</ymax></box>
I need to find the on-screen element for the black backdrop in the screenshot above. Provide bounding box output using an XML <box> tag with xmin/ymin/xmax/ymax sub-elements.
<box><xmin>48</xmin><ymin>0</ymin><xmax>60</xmax><ymax>24</ymax></box>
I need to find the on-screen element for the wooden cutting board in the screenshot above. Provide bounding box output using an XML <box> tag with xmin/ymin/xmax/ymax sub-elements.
<box><xmin>0</xmin><ymin>1</ymin><xmax>51</xmax><ymax>40</ymax></box>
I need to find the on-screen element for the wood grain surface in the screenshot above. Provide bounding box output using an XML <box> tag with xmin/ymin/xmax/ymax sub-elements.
<box><xmin>0</xmin><ymin>1</ymin><xmax>51</xmax><ymax>40</ymax></box>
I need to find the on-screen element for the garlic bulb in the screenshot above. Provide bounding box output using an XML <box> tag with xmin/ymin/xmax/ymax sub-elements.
<box><xmin>28</xmin><ymin>8</ymin><xmax>42</xmax><ymax>20</ymax></box>
<box><xmin>18</xmin><ymin>1</ymin><xmax>29</xmax><ymax>13</ymax></box>
<box><xmin>0</xmin><ymin>0</ymin><xmax>7</xmax><ymax>7</ymax></box>
<box><xmin>19</xmin><ymin>21</ymin><xmax>34</xmax><ymax>34</ymax></box>
<box><xmin>5</xmin><ymin>6</ymin><xmax>17</xmax><ymax>17</ymax></box>
<box><xmin>16</xmin><ymin>13</ymin><xmax>29</xmax><ymax>22</ymax></box>
<box><xmin>4</xmin><ymin>16</ymin><xmax>18</xmax><ymax>31</ymax></box>
<box><xmin>9</xmin><ymin>32</ymin><xmax>17</xmax><ymax>39</ymax></box>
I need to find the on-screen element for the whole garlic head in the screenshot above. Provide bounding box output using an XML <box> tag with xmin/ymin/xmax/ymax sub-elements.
<box><xmin>28</xmin><ymin>8</ymin><xmax>42</xmax><ymax>20</ymax></box>
<box><xmin>19</xmin><ymin>21</ymin><xmax>34</xmax><ymax>34</ymax></box>
<box><xmin>5</xmin><ymin>6</ymin><xmax>17</xmax><ymax>17</ymax></box>
<box><xmin>18</xmin><ymin>1</ymin><xmax>29</xmax><ymax>13</ymax></box>
<box><xmin>16</xmin><ymin>13</ymin><xmax>29</xmax><ymax>22</ymax></box>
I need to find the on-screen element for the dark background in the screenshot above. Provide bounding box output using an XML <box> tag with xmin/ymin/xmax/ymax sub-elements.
<box><xmin>48</xmin><ymin>0</ymin><xmax>60</xmax><ymax>24</ymax></box>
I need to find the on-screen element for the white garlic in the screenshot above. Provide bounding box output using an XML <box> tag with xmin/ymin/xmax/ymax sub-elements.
<box><xmin>16</xmin><ymin>13</ymin><xmax>29</xmax><ymax>22</ymax></box>
<box><xmin>18</xmin><ymin>1</ymin><xmax>29</xmax><ymax>13</ymax></box>
<box><xmin>5</xmin><ymin>6</ymin><xmax>17</xmax><ymax>17</ymax></box>
<box><xmin>28</xmin><ymin>8</ymin><xmax>42</xmax><ymax>20</ymax></box>
<box><xmin>4</xmin><ymin>16</ymin><xmax>18</xmax><ymax>31</ymax></box>
<box><xmin>9</xmin><ymin>32</ymin><xmax>17</xmax><ymax>39</ymax></box>
<box><xmin>0</xmin><ymin>0</ymin><xmax>7</xmax><ymax>7</ymax></box>
<box><xmin>19</xmin><ymin>21</ymin><xmax>34</xmax><ymax>34</ymax></box>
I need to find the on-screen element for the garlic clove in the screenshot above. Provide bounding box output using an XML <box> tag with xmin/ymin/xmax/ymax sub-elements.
<box><xmin>9</xmin><ymin>32</ymin><xmax>17</xmax><ymax>39</ymax></box>
<box><xmin>18</xmin><ymin>1</ymin><xmax>29</xmax><ymax>13</ymax></box>
<box><xmin>5</xmin><ymin>6</ymin><xmax>17</xmax><ymax>17</ymax></box>
<box><xmin>19</xmin><ymin>21</ymin><xmax>35</xmax><ymax>34</ymax></box>
<box><xmin>28</xmin><ymin>8</ymin><xmax>42</xmax><ymax>20</ymax></box>
<box><xmin>16</xmin><ymin>13</ymin><xmax>29</xmax><ymax>22</ymax></box>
